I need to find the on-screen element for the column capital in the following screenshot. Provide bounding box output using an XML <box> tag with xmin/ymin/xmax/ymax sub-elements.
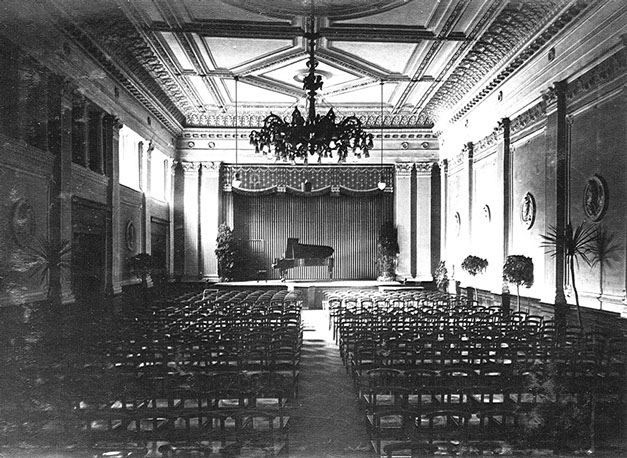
<box><xmin>415</xmin><ymin>162</ymin><xmax>434</xmax><ymax>176</ymax></box>
<box><xmin>395</xmin><ymin>162</ymin><xmax>413</xmax><ymax>177</ymax></box>
<box><xmin>462</xmin><ymin>142</ymin><xmax>474</xmax><ymax>160</ymax></box>
<box><xmin>181</xmin><ymin>162</ymin><xmax>201</xmax><ymax>174</ymax></box>
<box><xmin>200</xmin><ymin>161</ymin><xmax>221</xmax><ymax>175</ymax></box>
<box><xmin>439</xmin><ymin>158</ymin><xmax>448</xmax><ymax>173</ymax></box>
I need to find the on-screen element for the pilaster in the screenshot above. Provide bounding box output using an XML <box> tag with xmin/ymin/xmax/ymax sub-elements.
<box><xmin>497</xmin><ymin>118</ymin><xmax>512</xmax><ymax>311</ymax></box>
<box><xmin>182</xmin><ymin>162</ymin><xmax>201</xmax><ymax>280</ymax></box>
<box><xmin>439</xmin><ymin>159</ymin><xmax>449</xmax><ymax>262</ymax></box>
<box><xmin>169</xmin><ymin>161</ymin><xmax>177</xmax><ymax>277</ymax></box>
<box><xmin>108</xmin><ymin>117</ymin><xmax>123</xmax><ymax>295</ymax></box>
<box><xmin>200</xmin><ymin>162</ymin><xmax>221</xmax><ymax>281</ymax></box>
<box><xmin>395</xmin><ymin>163</ymin><xmax>413</xmax><ymax>280</ymax></box>
<box><xmin>415</xmin><ymin>162</ymin><xmax>434</xmax><ymax>280</ymax></box>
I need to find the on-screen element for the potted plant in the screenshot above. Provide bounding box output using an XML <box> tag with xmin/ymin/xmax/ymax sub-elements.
<box><xmin>27</xmin><ymin>237</ymin><xmax>72</xmax><ymax>305</ymax></box>
<box><xmin>128</xmin><ymin>253</ymin><xmax>153</xmax><ymax>290</ymax></box>
<box><xmin>461</xmin><ymin>255</ymin><xmax>488</xmax><ymax>302</ymax></box>
<box><xmin>503</xmin><ymin>255</ymin><xmax>534</xmax><ymax>312</ymax></box>
<box><xmin>215</xmin><ymin>223</ymin><xmax>239</xmax><ymax>281</ymax></box>
<box><xmin>433</xmin><ymin>261</ymin><xmax>449</xmax><ymax>293</ymax></box>
<box><xmin>540</xmin><ymin>222</ymin><xmax>595</xmax><ymax>328</ymax></box>
<box><xmin>461</xmin><ymin>255</ymin><xmax>488</xmax><ymax>277</ymax></box>
<box><xmin>376</xmin><ymin>221</ymin><xmax>399</xmax><ymax>282</ymax></box>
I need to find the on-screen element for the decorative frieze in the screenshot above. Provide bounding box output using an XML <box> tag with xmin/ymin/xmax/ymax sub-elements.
<box><xmin>511</xmin><ymin>101</ymin><xmax>546</xmax><ymax>135</ymax></box>
<box><xmin>566</xmin><ymin>48</ymin><xmax>627</xmax><ymax>101</ymax></box>
<box><xmin>186</xmin><ymin>112</ymin><xmax>434</xmax><ymax>129</ymax></box>
<box><xmin>221</xmin><ymin>165</ymin><xmax>395</xmax><ymax>191</ymax></box>
<box><xmin>474</xmin><ymin>126</ymin><xmax>501</xmax><ymax>154</ymax></box>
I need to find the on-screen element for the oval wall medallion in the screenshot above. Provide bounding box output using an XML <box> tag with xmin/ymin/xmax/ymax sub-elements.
<box><xmin>520</xmin><ymin>192</ymin><xmax>536</xmax><ymax>229</ymax></box>
<box><xmin>583</xmin><ymin>174</ymin><xmax>608</xmax><ymax>222</ymax></box>
<box><xmin>125</xmin><ymin>221</ymin><xmax>136</xmax><ymax>251</ymax></box>
<box><xmin>11</xmin><ymin>199</ymin><xmax>36</xmax><ymax>246</ymax></box>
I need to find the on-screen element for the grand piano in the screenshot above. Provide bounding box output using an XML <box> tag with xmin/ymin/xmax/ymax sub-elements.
<box><xmin>272</xmin><ymin>238</ymin><xmax>334</xmax><ymax>281</ymax></box>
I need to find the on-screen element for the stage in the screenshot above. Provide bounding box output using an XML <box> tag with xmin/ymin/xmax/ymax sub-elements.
<box><xmin>213</xmin><ymin>279</ymin><xmax>429</xmax><ymax>309</ymax></box>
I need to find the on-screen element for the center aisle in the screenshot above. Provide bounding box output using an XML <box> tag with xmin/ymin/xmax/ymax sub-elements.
<box><xmin>287</xmin><ymin>310</ymin><xmax>372</xmax><ymax>457</ymax></box>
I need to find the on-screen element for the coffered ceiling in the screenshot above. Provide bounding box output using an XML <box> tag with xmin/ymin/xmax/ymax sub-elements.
<box><xmin>51</xmin><ymin>0</ymin><xmax>594</xmax><ymax>133</ymax></box>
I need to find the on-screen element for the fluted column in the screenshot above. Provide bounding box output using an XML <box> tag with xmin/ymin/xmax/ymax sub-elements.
<box><xmin>200</xmin><ymin>162</ymin><xmax>221</xmax><ymax>281</ymax></box>
<box><xmin>395</xmin><ymin>163</ymin><xmax>414</xmax><ymax>280</ymax></box>
<box><xmin>182</xmin><ymin>162</ymin><xmax>201</xmax><ymax>280</ymax></box>
<box><xmin>415</xmin><ymin>162</ymin><xmax>434</xmax><ymax>280</ymax></box>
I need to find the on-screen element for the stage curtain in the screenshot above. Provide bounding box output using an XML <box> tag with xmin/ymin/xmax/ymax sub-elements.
<box><xmin>232</xmin><ymin>192</ymin><xmax>393</xmax><ymax>280</ymax></box>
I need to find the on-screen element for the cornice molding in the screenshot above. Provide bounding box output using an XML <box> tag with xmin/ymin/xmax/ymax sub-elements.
<box><xmin>50</xmin><ymin>2</ymin><xmax>185</xmax><ymax>134</ymax></box>
<box><xmin>444</xmin><ymin>0</ymin><xmax>594</xmax><ymax>125</ymax></box>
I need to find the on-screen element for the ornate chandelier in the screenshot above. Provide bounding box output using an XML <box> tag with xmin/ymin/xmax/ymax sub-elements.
<box><xmin>249</xmin><ymin>19</ymin><xmax>373</xmax><ymax>164</ymax></box>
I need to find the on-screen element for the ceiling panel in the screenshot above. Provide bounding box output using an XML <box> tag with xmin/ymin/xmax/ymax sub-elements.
<box><xmin>331</xmin><ymin>0</ymin><xmax>441</xmax><ymax>26</ymax></box>
<box><xmin>207</xmin><ymin>36</ymin><xmax>294</xmax><ymax>69</ymax></box>
<box><xmin>324</xmin><ymin>82</ymin><xmax>397</xmax><ymax>105</ymax></box>
<box><xmin>330</xmin><ymin>41</ymin><xmax>417</xmax><ymax>74</ymax></box>
<box><xmin>161</xmin><ymin>32</ymin><xmax>195</xmax><ymax>71</ymax></box>
<box><xmin>222</xmin><ymin>78</ymin><xmax>297</xmax><ymax>104</ymax></box>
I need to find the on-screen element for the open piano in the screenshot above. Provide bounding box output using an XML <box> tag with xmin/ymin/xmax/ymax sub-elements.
<box><xmin>272</xmin><ymin>238</ymin><xmax>334</xmax><ymax>281</ymax></box>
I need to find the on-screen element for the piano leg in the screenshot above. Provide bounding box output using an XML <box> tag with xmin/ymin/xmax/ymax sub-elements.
<box><xmin>328</xmin><ymin>264</ymin><xmax>333</xmax><ymax>280</ymax></box>
<box><xmin>280</xmin><ymin>267</ymin><xmax>288</xmax><ymax>282</ymax></box>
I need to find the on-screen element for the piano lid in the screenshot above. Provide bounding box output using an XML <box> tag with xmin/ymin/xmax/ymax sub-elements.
<box><xmin>286</xmin><ymin>238</ymin><xmax>334</xmax><ymax>259</ymax></box>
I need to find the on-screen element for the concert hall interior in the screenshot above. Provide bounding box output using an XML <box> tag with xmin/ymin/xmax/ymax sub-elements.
<box><xmin>0</xmin><ymin>0</ymin><xmax>626</xmax><ymax>457</ymax></box>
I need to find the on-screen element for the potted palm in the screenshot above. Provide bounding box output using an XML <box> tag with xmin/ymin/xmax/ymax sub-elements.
<box><xmin>540</xmin><ymin>222</ymin><xmax>595</xmax><ymax>328</ymax></box>
<box><xmin>27</xmin><ymin>237</ymin><xmax>72</xmax><ymax>305</ymax></box>
<box><xmin>376</xmin><ymin>221</ymin><xmax>400</xmax><ymax>282</ymax></box>
<box><xmin>128</xmin><ymin>252</ymin><xmax>153</xmax><ymax>290</ymax></box>
<box><xmin>461</xmin><ymin>255</ymin><xmax>488</xmax><ymax>302</ymax></box>
<box><xmin>503</xmin><ymin>255</ymin><xmax>534</xmax><ymax>312</ymax></box>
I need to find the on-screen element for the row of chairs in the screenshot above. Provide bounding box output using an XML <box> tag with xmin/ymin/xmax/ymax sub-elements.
<box><xmin>7</xmin><ymin>287</ymin><xmax>303</xmax><ymax>455</ymax></box>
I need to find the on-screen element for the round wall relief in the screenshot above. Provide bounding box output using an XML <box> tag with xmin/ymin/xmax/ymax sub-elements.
<box><xmin>520</xmin><ymin>192</ymin><xmax>536</xmax><ymax>229</ymax></box>
<box><xmin>11</xmin><ymin>199</ymin><xmax>36</xmax><ymax>247</ymax></box>
<box><xmin>125</xmin><ymin>220</ymin><xmax>136</xmax><ymax>251</ymax></box>
<box><xmin>583</xmin><ymin>174</ymin><xmax>608</xmax><ymax>222</ymax></box>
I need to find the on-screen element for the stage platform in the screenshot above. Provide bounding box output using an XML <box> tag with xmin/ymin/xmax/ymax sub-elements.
<box><xmin>213</xmin><ymin>279</ymin><xmax>429</xmax><ymax>309</ymax></box>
